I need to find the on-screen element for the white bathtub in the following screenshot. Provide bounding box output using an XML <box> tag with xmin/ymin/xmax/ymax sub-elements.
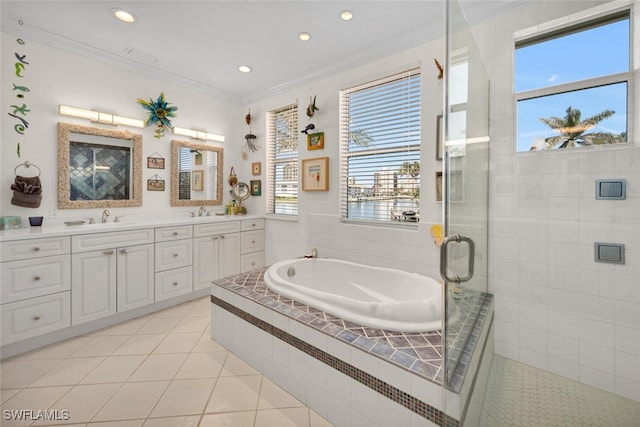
<box><xmin>264</xmin><ymin>258</ymin><xmax>442</xmax><ymax>332</ymax></box>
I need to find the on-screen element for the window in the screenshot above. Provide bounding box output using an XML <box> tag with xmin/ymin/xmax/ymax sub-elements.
<box><xmin>515</xmin><ymin>10</ymin><xmax>630</xmax><ymax>151</ymax></box>
<box><xmin>267</xmin><ymin>104</ymin><xmax>298</xmax><ymax>215</ymax></box>
<box><xmin>340</xmin><ymin>68</ymin><xmax>421</xmax><ymax>223</ymax></box>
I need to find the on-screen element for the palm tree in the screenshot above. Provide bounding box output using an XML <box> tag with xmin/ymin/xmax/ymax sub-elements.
<box><xmin>539</xmin><ymin>106</ymin><xmax>620</xmax><ymax>149</ymax></box>
<box><xmin>399</xmin><ymin>161</ymin><xmax>420</xmax><ymax>177</ymax></box>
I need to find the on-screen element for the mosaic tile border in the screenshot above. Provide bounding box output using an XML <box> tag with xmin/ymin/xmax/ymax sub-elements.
<box><xmin>211</xmin><ymin>295</ymin><xmax>459</xmax><ymax>427</ymax></box>
<box><xmin>213</xmin><ymin>268</ymin><xmax>444</xmax><ymax>383</ymax></box>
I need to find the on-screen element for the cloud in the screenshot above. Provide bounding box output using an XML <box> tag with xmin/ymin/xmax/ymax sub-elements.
<box><xmin>546</xmin><ymin>74</ymin><xmax>558</xmax><ymax>83</ymax></box>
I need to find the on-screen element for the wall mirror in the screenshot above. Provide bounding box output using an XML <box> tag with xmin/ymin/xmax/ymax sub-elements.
<box><xmin>170</xmin><ymin>139</ymin><xmax>223</xmax><ymax>207</ymax></box>
<box><xmin>57</xmin><ymin>122</ymin><xmax>143</xmax><ymax>209</ymax></box>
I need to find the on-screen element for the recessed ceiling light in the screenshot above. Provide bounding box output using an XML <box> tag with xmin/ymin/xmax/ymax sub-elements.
<box><xmin>340</xmin><ymin>10</ymin><xmax>353</xmax><ymax>21</ymax></box>
<box><xmin>238</xmin><ymin>65</ymin><xmax>252</xmax><ymax>73</ymax></box>
<box><xmin>113</xmin><ymin>9</ymin><xmax>136</xmax><ymax>23</ymax></box>
<box><xmin>298</xmin><ymin>32</ymin><xmax>311</xmax><ymax>41</ymax></box>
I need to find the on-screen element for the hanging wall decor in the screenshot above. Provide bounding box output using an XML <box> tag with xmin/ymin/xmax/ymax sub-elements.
<box><xmin>147</xmin><ymin>175</ymin><xmax>165</xmax><ymax>191</ymax></box>
<box><xmin>242</xmin><ymin>109</ymin><xmax>258</xmax><ymax>159</ymax></box>
<box><xmin>306</xmin><ymin>96</ymin><xmax>319</xmax><ymax>118</ymax></box>
<box><xmin>8</xmin><ymin>30</ymin><xmax>31</xmax><ymax>158</ymax></box>
<box><xmin>307</xmin><ymin>132</ymin><xmax>324</xmax><ymax>150</ymax></box>
<box><xmin>137</xmin><ymin>92</ymin><xmax>177</xmax><ymax>138</ymax></box>
<box><xmin>147</xmin><ymin>152</ymin><xmax>165</xmax><ymax>169</ymax></box>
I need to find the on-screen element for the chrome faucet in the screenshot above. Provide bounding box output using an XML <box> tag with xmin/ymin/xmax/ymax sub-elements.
<box><xmin>198</xmin><ymin>206</ymin><xmax>207</xmax><ymax>217</ymax></box>
<box><xmin>311</xmin><ymin>248</ymin><xmax>318</xmax><ymax>258</ymax></box>
<box><xmin>101</xmin><ymin>209</ymin><xmax>110</xmax><ymax>223</ymax></box>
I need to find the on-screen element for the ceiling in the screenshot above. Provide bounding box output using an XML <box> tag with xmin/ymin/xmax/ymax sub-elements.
<box><xmin>1</xmin><ymin>1</ymin><xmax>526</xmax><ymax>104</ymax></box>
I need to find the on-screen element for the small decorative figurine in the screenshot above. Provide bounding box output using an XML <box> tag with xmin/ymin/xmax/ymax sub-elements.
<box><xmin>306</xmin><ymin>96</ymin><xmax>319</xmax><ymax>118</ymax></box>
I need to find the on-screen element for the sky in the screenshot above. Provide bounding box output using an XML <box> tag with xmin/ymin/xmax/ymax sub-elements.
<box><xmin>515</xmin><ymin>17</ymin><xmax>629</xmax><ymax>151</ymax></box>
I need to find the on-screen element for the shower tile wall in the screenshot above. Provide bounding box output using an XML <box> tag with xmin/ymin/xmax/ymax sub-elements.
<box><xmin>475</xmin><ymin>1</ymin><xmax>640</xmax><ymax>403</ymax></box>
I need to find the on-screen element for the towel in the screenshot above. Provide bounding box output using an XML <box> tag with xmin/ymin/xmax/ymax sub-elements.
<box><xmin>11</xmin><ymin>175</ymin><xmax>42</xmax><ymax>208</ymax></box>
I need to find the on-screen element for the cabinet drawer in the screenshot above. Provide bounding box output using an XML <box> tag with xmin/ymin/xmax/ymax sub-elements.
<box><xmin>72</xmin><ymin>229</ymin><xmax>154</xmax><ymax>253</ymax></box>
<box><xmin>240</xmin><ymin>230</ymin><xmax>264</xmax><ymax>254</ymax></box>
<box><xmin>1</xmin><ymin>236</ymin><xmax>70</xmax><ymax>262</ymax></box>
<box><xmin>155</xmin><ymin>266</ymin><xmax>193</xmax><ymax>302</ymax></box>
<box><xmin>155</xmin><ymin>240</ymin><xmax>193</xmax><ymax>271</ymax></box>
<box><xmin>241</xmin><ymin>218</ymin><xmax>264</xmax><ymax>231</ymax></box>
<box><xmin>194</xmin><ymin>221</ymin><xmax>240</xmax><ymax>237</ymax></box>
<box><xmin>1</xmin><ymin>255</ymin><xmax>71</xmax><ymax>304</ymax></box>
<box><xmin>1</xmin><ymin>292</ymin><xmax>71</xmax><ymax>345</ymax></box>
<box><xmin>241</xmin><ymin>251</ymin><xmax>265</xmax><ymax>272</ymax></box>
<box><xmin>155</xmin><ymin>225</ymin><xmax>193</xmax><ymax>242</ymax></box>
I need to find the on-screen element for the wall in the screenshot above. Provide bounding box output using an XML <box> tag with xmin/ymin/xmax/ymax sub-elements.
<box><xmin>244</xmin><ymin>40</ymin><xmax>446</xmax><ymax>273</ymax></box>
<box><xmin>470</xmin><ymin>0</ymin><xmax>640</xmax><ymax>401</ymax></box>
<box><xmin>1</xmin><ymin>35</ymin><xmax>243</xmax><ymax>223</ymax></box>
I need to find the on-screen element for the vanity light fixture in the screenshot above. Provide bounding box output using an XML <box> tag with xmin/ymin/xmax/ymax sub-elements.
<box><xmin>238</xmin><ymin>65</ymin><xmax>252</xmax><ymax>73</ymax></box>
<box><xmin>58</xmin><ymin>105</ymin><xmax>144</xmax><ymax>128</ymax></box>
<box><xmin>298</xmin><ymin>32</ymin><xmax>311</xmax><ymax>41</ymax></box>
<box><xmin>172</xmin><ymin>126</ymin><xmax>225</xmax><ymax>143</ymax></box>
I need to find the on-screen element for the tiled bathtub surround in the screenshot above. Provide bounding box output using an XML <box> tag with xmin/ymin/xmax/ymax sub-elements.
<box><xmin>212</xmin><ymin>267</ymin><xmax>495</xmax><ymax>426</ymax></box>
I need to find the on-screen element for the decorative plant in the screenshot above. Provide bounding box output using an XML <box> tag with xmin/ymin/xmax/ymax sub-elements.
<box><xmin>539</xmin><ymin>106</ymin><xmax>619</xmax><ymax>149</ymax></box>
<box><xmin>137</xmin><ymin>92</ymin><xmax>177</xmax><ymax>138</ymax></box>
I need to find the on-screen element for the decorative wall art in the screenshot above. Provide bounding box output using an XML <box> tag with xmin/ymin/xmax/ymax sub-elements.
<box><xmin>147</xmin><ymin>175</ymin><xmax>165</xmax><ymax>191</ymax></box>
<box><xmin>250</xmin><ymin>180</ymin><xmax>262</xmax><ymax>196</ymax></box>
<box><xmin>8</xmin><ymin>30</ymin><xmax>31</xmax><ymax>158</ymax></box>
<box><xmin>242</xmin><ymin>109</ymin><xmax>258</xmax><ymax>160</ymax></box>
<box><xmin>147</xmin><ymin>153</ymin><xmax>165</xmax><ymax>169</ymax></box>
<box><xmin>307</xmin><ymin>132</ymin><xmax>324</xmax><ymax>150</ymax></box>
<box><xmin>137</xmin><ymin>92</ymin><xmax>177</xmax><ymax>138</ymax></box>
<box><xmin>306</xmin><ymin>96</ymin><xmax>319</xmax><ymax>118</ymax></box>
<box><xmin>192</xmin><ymin>170</ymin><xmax>204</xmax><ymax>191</ymax></box>
<box><xmin>302</xmin><ymin>157</ymin><xmax>329</xmax><ymax>191</ymax></box>
<box><xmin>251</xmin><ymin>162</ymin><xmax>261</xmax><ymax>176</ymax></box>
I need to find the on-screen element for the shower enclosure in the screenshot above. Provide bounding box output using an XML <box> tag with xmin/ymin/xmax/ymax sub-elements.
<box><xmin>441</xmin><ymin>0</ymin><xmax>492</xmax><ymax>425</ymax></box>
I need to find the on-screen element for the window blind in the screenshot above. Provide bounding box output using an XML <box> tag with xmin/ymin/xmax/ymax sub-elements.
<box><xmin>266</xmin><ymin>104</ymin><xmax>299</xmax><ymax>215</ymax></box>
<box><xmin>339</xmin><ymin>68</ymin><xmax>421</xmax><ymax>223</ymax></box>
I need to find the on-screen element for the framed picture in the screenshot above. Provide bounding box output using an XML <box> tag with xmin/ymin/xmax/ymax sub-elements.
<box><xmin>250</xmin><ymin>180</ymin><xmax>262</xmax><ymax>196</ymax></box>
<box><xmin>147</xmin><ymin>177</ymin><xmax>165</xmax><ymax>191</ymax></box>
<box><xmin>251</xmin><ymin>162</ymin><xmax>261</xmax><ymax>176</ymax></box>
<box><xmin>147</xmin><ymin>156</ymin><xmax>165</xmax><ymax>169</ymax></box>
<box><xmin>192</xmin><ymin>170</ymin><xmax>204</xmax><ymax>191</ymax></box>
<box><xmin>436</xmin><ymin>114</ymin><xmax>443</xmax><ymax>161</ymax></box>
<box><xmin>307</xmin><ymin>132</ymin><xmax>324</xmax><ymax>150</ymax></box>
<box><xmin>302</xmin><ymin>157</ymin><xmax>329</xmax><ymax>191</ymax></box>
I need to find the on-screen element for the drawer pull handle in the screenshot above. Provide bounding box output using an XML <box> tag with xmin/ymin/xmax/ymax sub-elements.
<box><xmin>104</xmin><ymin>250</ymin><xmax>114</xmax><ymax>255</ymax></box>
<box><xmin>33</xmin><ymin>275</ymin><xmax>41</xmax><ymax>281</ymax></box>
<box><xmin>251</xmin><ymin>262</ymin><xmax>256</xmax><ymax>266</ymax></box>
<box><xmin>173</xmin><ymin>253</ymin><xmax>178</xmax><ymax>258</ymax></box>
<box><xmin>172</xmin><ymin>282</ymin><xmax>178</xmax><ymax>286</ymax></box>
<box><xmin>33</xmin><ymin>315</ymin><xmax>41</xmax><ymax>321</ymax></box>
<box><xmin>251</xmin><ymin>240</ymin><xmax>256</xmax><ymax>244</ymax></box>
<box><xmin>173</xmin><ymin>232</ymin><xmax>178</xmax><ymax>236</ymax></box>
<box><xmin>212</xmin><ymin>236</ymin><xmax>218</xmax><ymax>240</ymax></box>
<box><xmin>120</xmin><ymin>249</ymin><xmax>127</xmax><ymax>254</ymax></box>
<box><xmin>33</xmin><ymin>246</ymin><xmax>40</xmax><ymax>252</ymax></box>
<box><xmin>252</xmin><ymin>223</ymin><xmax>256</xmax><ymax>227</ymax></box>
<box><xmin>220</xmin><ymin>236</ymin><xmax>225</xmax><ymax>239</ymax></box>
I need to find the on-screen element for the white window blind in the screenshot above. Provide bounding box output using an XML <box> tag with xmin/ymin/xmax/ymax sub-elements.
<box><xmin>340</xmin><ymin>68</ymin><xmax>421</xmax><ymax>224</ymax></box>
<box><xmin>267</xmin><ymin>104</ymin><xmax>299</xmax><ymax>215</ymax></box>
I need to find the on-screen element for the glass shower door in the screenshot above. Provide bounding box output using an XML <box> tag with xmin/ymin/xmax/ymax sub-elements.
<box><xmin>441</xmin><ymin>0</ymin><xmax>490</xmax><ymax>422</ymax></box>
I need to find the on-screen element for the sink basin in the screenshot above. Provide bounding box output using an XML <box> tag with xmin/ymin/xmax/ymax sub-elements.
<box><xmin>82</xmin><ymin>221</ymin><xmax>137</xmax><ymax>227</ymax></box>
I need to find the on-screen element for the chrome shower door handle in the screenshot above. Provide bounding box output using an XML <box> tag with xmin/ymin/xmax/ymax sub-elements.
<box><xmin>439</xmin><ymin>234</ymin><xmax>475</xmax><ymax>284</ymax></box>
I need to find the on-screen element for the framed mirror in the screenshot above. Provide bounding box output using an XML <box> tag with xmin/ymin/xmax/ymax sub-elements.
<box><xmin>170</xmin><ymin>140</ymin><xmax>224</xmax><ymax>207</ymax></box>
<box><xmin>231</xmin><ymin>182</ymin><xmax>250</xmax><ymax>202</ymax></box>
<box><xmin>57</xmin><ymin>122</ymin><xmax>143</xmax><ymax>209</ymax></box>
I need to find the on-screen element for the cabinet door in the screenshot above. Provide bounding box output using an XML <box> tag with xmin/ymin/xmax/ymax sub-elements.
<box><xmin>71</xmin><ymin>249</ymin><xmax>116</xmax><ymax>325</ymax></box>
<box><xmin>220</xmin><ymin>233</ymin><xmax>240</xmax><ymax>278</ymax></box>
<box><xmin>117</xmin><ymin>244</ymin><xmax>155</xmax><ymax>312</ymax></box>
<box><xmin>193</xmin><ymin>235</ymin><xmax>220</xmax><ymax>290</ymax></box>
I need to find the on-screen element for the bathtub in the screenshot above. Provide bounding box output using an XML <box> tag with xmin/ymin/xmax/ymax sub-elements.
<box><xmin>264</xmin><ymin>258</ymin><xmax>442</xmax><ymax>332</ymax></box>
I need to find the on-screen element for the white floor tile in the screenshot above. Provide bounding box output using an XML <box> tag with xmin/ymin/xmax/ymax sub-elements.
<box><xmin>174</xmin><ymin>351</ymin><xmax>227</xmax><ymax>379</ymax></box>
<box><xmin>86</xmin><ymin>419</ymin><xmax>143</xmax><ymax>426</ymax></box>
<box><xmin>111</xmin><ymin>334</ymin><xmax>165</xmax><ymax>356</ymax></box>
<box><xmin>152</xmin><ymin>333</ymin><xmax>200</xmax><ymax>354</ymax></box>
<box><xmin>30</xmin><ymin>357</ymin><xmax>105</xmax><ymax>387</ymax></box>
<box><xmin>0</xmin><ymin>388</ymin><xmax>20</xmax><ymax>404</ymax></box>
<box><xmin>136</xmin><ymin>318</ymin><xmax>181</xmax><ymax>335</ymax></box>
<box><xmin>0</xmin><ymin>386</ymin><xmax>70</xmax><ymax>426</ymax></box>
<box><xmin>149</xmin><ymin>378</ymin><xmax>216</xmax><ymax>417</ymax></box>
<box><xmin>171</xmin><ymin>316</ymin><xmax>210</xmax><ymax>334</ymax></box>
<box><xmin>142</xmin><ymin>415</ymin><xmax>200</xmax><ymax>427</ymax></box>
<box><xmin>17</xmin><ymin>337</ymin><xmax>94</xmax><ymax>361</ymax></box>
<box><xmin>205</xmin><ymin>375</ymin><xmax>262</xmax><ymax>413</ymax></box>
<box><xmin>258</xmin><ymin>377</ymin><xmax>305</xmax><ymax>409</ymax></box>
<box><xmin>0</xmin><ymin>359</ymin><xmax>62</xmax><ymax>389</ymax></box>
<box><xmin>31</xmin><ymin>383</ymin><xmax>120</xmax><ymax>425</ymax></box>
<box><xmin>128</xmin><ymin>354</ymin><xmax>188</xmax><ymax>382</ymax></box>
<box><xmin>92</xmin><ymin>381</ymin><xmax>169</xmax><ymax>422</ymax></box>
<box><xmin>199</xmin><ymin>411</ymin><xmax>256</xmax><ymax>427</ymax></box>
<box><xmin>219</xmin><ymin>353</ymin><xmax>260</xmax><ymax>377</ymax></box>
<box><xmin>80</xmin><ymin>355</ymin><xmax>147</xmax><ymax>384</ymax></box>
<box><xmin>71</xmin><ymin>336</ymin><xmax>130</xmax><ymax>357</ymax></box>
<box><xmin>255</xmin><ymin>407</ymin><xmax>310</xmax><ymax>427</ymax></box>
<box><xmin>192</xmin><ymin>332</ymin><xmax>227</xmax><ymax>353</ymax></box>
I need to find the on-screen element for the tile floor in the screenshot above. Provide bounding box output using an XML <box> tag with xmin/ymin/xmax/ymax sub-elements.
<box><xmin>479</xmin><ymin>355</ymin><xmax>640</xmax><ymax>427</ymax></box>
<box><xmin>0</xmin><ymin>297</ymin><xmax>334</xmax><ymax>427</ymax></box>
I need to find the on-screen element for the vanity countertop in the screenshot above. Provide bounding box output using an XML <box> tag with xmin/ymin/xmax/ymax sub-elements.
<box><xmin>0</xmin><ymin>214</ymin><xmax>264</xmax><ymax>242</ymax></box>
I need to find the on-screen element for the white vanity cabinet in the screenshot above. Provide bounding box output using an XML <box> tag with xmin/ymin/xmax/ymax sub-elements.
<box><xmin>193</xmin><ymin>222</ymin><xmax>240</xmax><ymax>290</ymax></box>
<box><xmin>240</xmin><ymin>219</ymin><xmax>265</xmax><ymax>271</ymax></box>
<box><xmin>155</xmin><ymin>225</ymin><xmax>193</xmax><ymax>301</ymax></box>
<box><xmin>0</xmin><ymin>237</ymin><xmax>71</xmax><ymax>345</ymax></box>
<box><xmin>71</xmin><ymin>229</ymin><xmax>154</xmax><ymax>325</ymax></box>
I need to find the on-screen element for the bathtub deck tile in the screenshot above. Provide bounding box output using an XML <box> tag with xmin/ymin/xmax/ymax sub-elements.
<box><xmin>352</xmin><ymin>336</ymin><xmax>376</xmax><ymax>352</ymax></box>
<box><xmin>389</xmin><ymin>350</ymin><xmax>417</xmax><ymax>370</ymax></box>
<box><xmin>321</xmin><ymin>323</ymin><xmax>343</xmax><ymax>337</ymax></box>
<box><xmin>336</xmin><ymin>330</ymin><xmax>360</xmax><ymax>344</ymax></box>
<box><xmin>370</xmin><ymin>342</ymin><xmax>395</xmax><ymax>360</ymax></box>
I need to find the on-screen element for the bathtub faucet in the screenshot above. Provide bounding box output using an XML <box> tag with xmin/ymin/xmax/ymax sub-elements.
<box><xmin>311</xmin><ymin>248</ymin><xmax>318</xmax><ymax>258</ymax></box>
